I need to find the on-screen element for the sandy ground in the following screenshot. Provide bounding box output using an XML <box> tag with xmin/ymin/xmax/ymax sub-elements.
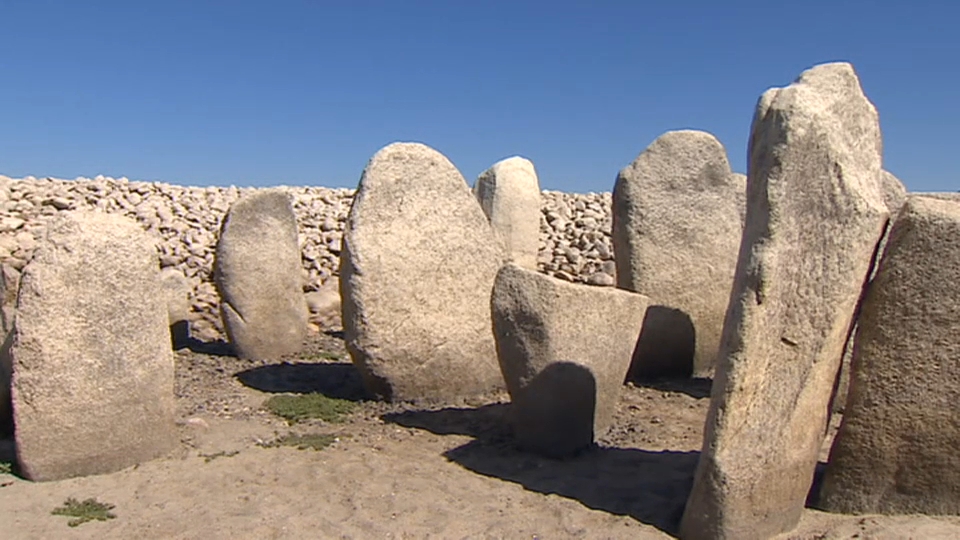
<box><xmin>1</xmin><ymin>331</ymin><xmax>959</xmax><ymax>539</ymax></box>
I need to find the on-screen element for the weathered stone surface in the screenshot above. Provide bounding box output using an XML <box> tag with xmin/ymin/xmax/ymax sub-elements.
<box><xmin>1</xmin><ymin>263</ymin><xmax>20</xmax><ymax>433</ymax></box>
<box><xmin>818</xmin><ymin>196</ymin><xmax>960</xmax><ymax>515</ymax></box>
<box><xmin>340</xmin><ymin>142</ymin><xmax>507</xmax><ymax>401</ymax></box>
<box><xmin>160</xmin><ymin>267</ymin><xmax>191</xmax><ymax>325</ymax></box>
<box><xmin>305</xmin><ymin>276</ymin><xmax>341</xmax><ymax>329</ymax></box>
<box><xmin>879</xmin><ymin>170</ymin><xmax>907</xmax><ymax>212</ymax></box>
<box><xmin>0</xmin><ymin>263</ymin><xmax>19</xmax><ymax>337</ymax></box>
<box><xmin>613</xmin><ymin>130</ymin><xmax>745</xmax><ymax>379</ymax></box>
<box><xmin>215</xmin><ymin>190</ymin><xmax>308</xmax><ymax>360</ymax></box>
<box><xmin>474</xmin><ymin>156</ymin><xmax>541</xmax><ymax>269</ymax></box>
<box><xmin>680</xmin><ymin>62</ymin><xmax>890</xmax><ymax>540</ymax></box>
<box><xmin>831</xmin><ymin>169</ymin><xmax>908</xmax><ymax>413</ymax></box>
<box><xmin>912</xmin><ymin>192</ymin><xmax>960</xmax><ymax>202</ymax></box>
<box><xmin>491</xmin><ymin>263</ymin><xmax>649</xmax><ymax>457</ymax></box>
<box><xmin>11</xmin><ymin>211</ymin><xmax>177</xmax><ymax>481</ymax></box>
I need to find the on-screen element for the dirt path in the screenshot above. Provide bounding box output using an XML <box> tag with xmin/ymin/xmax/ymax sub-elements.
<box><xmin>1</xmin><ymin>332</ymin><xmax>958</xmax><ymax>539</ymax></box>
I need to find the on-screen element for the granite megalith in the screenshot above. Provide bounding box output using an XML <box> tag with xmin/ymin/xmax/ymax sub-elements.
<box><xmin>473</xmin><ymin>156</ymin><xmax>542</xmax><ymax>269</ymax></box>
<box><xmin>11</xmin><ymin>211</ymin><xmax>177</xmax><ymax>481</ymax></box>
<box><xmin>818</xmin><ymin>196</ymin><xmax>960</xmax><ymax>515</ymax></box>
<box><xmin>679</xmin><ymin>62</ymin><xmax>890</xmax><ymax>540</ymax></box>
<box><xmin>215</xmin><ymin>189</ymin><xmax>308</xmax><ymax>360</ymax></box>
<box><xmin>340</xmin><ymin>142</ymin><xmax>507</xmax><ymax>401</ymax></box>
<box><xmin>831</xmin><ymin>169</ymin><xmax>908</xmax><ymax>413</ymax></box>
<box><xmin>491</xmin><ymin>263</ymin><xmax>650</xmax><ymax>457</ymax></box>
<box><xmin>613</xmin><ymin>129</ymin><xmax>745</xmax><ymax>379</ymax></box>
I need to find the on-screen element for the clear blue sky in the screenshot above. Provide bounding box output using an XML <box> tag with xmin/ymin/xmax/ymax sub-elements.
<box><xmin>2</xmin><ymin>1</ymin><xmax>957</xmax><ymax>193</ymax></box>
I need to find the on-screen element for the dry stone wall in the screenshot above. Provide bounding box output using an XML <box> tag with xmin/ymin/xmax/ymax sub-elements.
<box><xmin>0</xmin><ymin>175</ymin><xmax>615</xmax><ymax>341</ymax></box>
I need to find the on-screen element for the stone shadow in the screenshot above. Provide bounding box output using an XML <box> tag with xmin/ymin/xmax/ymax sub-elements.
<box><xmin>175</xmin><ymin>334</ymin><xmax>235</xmax><ymax>357</ymax></box>
<box><xmin>383</xmin><ymin>404</ymin><xmax>699</xmax><ymax>535</ymax></box>
<box><xmin>234</xmin><ymin>361</ymin><xmax>370</xmax><ymax>402</ymax></box>
<box><xmin>627</xmin><ymin>306</ymin><xmax>697</xmax><ymax>380</ymax></box>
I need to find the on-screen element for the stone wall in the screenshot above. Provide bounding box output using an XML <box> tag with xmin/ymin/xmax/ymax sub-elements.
<box><xmin>0</xmin><ymin>175</ymin><xmax>614</xmax><ymax>341</ymax></box>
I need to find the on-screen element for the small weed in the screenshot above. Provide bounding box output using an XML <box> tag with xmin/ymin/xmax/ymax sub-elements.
<box><xmin>0</xmin><ymin>461</ymin><xmax>11</xmax><ymax>475</ymax></box>
<box><xmin>259</xmin><ymin>432</ymin><xmax>339</xmax><ymax>451</ymax></box>
<box><xmin>51</xmin><ymin>497</ymin><xmax>116</xmax><ymax>527</ymax></box>
<box><xmin>199</xmin><ymin>450</ymin><xmax>240</xmax><ymax>463</ymax></box>
<box><xmin>263</xmin><ymin>393</ymin><xmax>357</xmax><ymax>424</ymax></box>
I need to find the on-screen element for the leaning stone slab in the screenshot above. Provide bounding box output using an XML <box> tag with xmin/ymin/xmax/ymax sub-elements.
<box><xmin>473</xmin><ymin>156</ymin><xmax>542</xmax><ymax>269</ymax></box>
<box><xmin>340</xmin><ymin>142</ymin><xmax>507</xmax><ymax>401</ymax></box>
<box><xmin>818</xmin><ymin>196</ymin><xmax>960</xmax><ymax>515</ymax></box>
<box><xmin>831</xmin><ymin>169</ymin><xmax>908</xmax><ymax>413</ymax></box>
<box><xmin>613</xmin><ymin>130</ymin><xmax>745</xmax><ymax>379</ymax></box>
<box><xmin>679</xmin><ymin>62</ymin><xmax>890</xmax><ymax>540</ymax></box>
<box><xmin>215</xmin><ymin>189</ymin><xmax>308</xmax><ymax>360</ymax></box>
<box><xmin>491</xmin><ymin>263</ymin><xmax>650</xmax><ymax>457</ymax></box>
<box><xmin>11</xmin><ymin>211</ymin><xmax>177</xmax><ymax>481</ymax></box>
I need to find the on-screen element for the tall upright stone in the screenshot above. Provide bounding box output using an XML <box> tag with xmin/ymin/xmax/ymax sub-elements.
<box><xmin>818</xmin><ymin>196</ymin><xmax>960</xmax><ymax>515</ymax></box>
<box><xmin>11</xmin><ymin>211</ymin><xmax>177</xmax><ymax>481</ymax></box>
<box><xmin>679</xmin><ymin>63</ymin><xmax>890</xmax><ymax>540</ymax></box>
<box><xmin>340</xmin><ymin>142</ymin><xmax>507</xmax><ymax>401</ymax></box>
<box><xmin>215</xmin><ymin>189</ymin><xmax>308</xmax><ymax>360</ymax></box>
<box><xmin>613</xmin><ymin>130</ymin><xmax>745</xmax><ymax>378</ymax></box>
<box><xmin>473</xmin><ymin>156</ymin><xmax>541</xmax><ymax>269</ymax></box>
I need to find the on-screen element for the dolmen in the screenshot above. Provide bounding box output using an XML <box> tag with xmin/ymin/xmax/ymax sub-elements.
<box><xmin>613</xmin><ymin>130</ymin><xmax>745</xmax><ymax>379</ymax></box>
<box><xmin>680</xmin><ymin>62</ymin><xmax>891</xmax><ymax>539</ymax></box>
<box><xmin>340</xmin><ymin>142</ymin><xmax>507</xmax><ymax>402</ymax></box>
<box><xmin>7</xmin><ymin>211</ymin><xmax>177</xmax><ymax>481</ymax></box>
<box><xmin>491</xmin><ymin>263</ymin><xmax>650</xmax><ymax>457</ymax></box>
<box><xmin>215</xmin><ymin>189</ymin><xmax>308</xmax><ymax>360</ymax></box>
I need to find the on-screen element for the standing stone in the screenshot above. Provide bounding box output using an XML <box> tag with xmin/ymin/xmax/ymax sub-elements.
<box><xmin>160</xmin><ymin>267</ymin><xmax>191</xmax><ymax>324</ymax></box>
<box><xmin>11</xmin><ymin>211</ymin><xmax>176</xmax><ymax>481</ymax></box>
<box><xmin>160</xmin><ymin>267</ymin><xmax>192</xmax><ymax>347</ymax></box>
<box><xmin>830</xmin><ymin>169</ymin><xmax>908</xmax><ymax>412</ymax></box>
<box><xmin>340</xmin><ymin>142</ymin><xmax>507</xmax><ymax>401</ymax></box>
<box><xmin>473</xmin><ymin>156</ymin><xmax>541</xmax><ymax>269</ymax></box>
<box><xmin>818</xmin><ymin>196</ymin><xmax>960</xmax><ymax>515</ymax></box>
<box><xmin>0</xmin><ymin>264</ymin><xmax>19</xmax><ymax>336</ymax></box>
<box><xmin>215</xmin><ymin>190</ymin><xmax>308</xmax><ymax>360</ymax></box>
<box><xmin>304</xmin><ymin>276</ymin><xmax>342</xmax><ymax>329</ymax></box>
<box><xmin>613</xmin><ymin>130</ymin><xmax>745</xmax><ymax>379</ymax></box>
<box><xmin>0</xmin><ymin>264</ymin><xmax>18</xmax><ymax>434</ymax></box>
<box><xmin>679</xmin><ymin>63</ymin><xmax>890</xmax><ymax>540</ymax></box>
<box><xmin>492</xmin><ymin>263</ymin><xmax>650</xmax><ymax>457</ymax></box>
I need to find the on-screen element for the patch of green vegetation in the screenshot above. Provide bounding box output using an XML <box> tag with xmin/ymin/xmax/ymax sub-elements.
<box><xmin>199</xmin><ymin>450</ymin><xmax>240</xmax><ymax>463</ymax></box>
<box><xmin>51</xmin><ymin>497</ymin><xmax>116</xmax><ymax>527</ymax></box>
<box><xmin>263</xmin><ymin>393</ymin><xmax>357</xmax><ymax>424</ymax></box>
<box><xmin>259</xmin><ymin>432</ymin><xmax>339</xmax><ymax>451</ymax></box>
<box><xmin>0</xmin><ymin>461</ymin><xmax>11</xmax><ymax>475</ymax></box>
